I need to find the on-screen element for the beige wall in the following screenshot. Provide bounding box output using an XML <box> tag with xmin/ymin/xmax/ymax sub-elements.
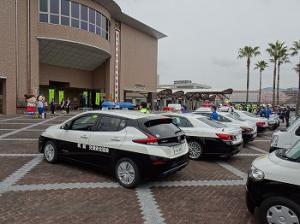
<box><xmin>0</xmin><ymin>0</ymin><xmax>17</xmax><ymax>114</ymax></box>
<box><xmin>120</xmin><ymin>23</ymin><xmax>158</xmax><ymax>98</ymax></box>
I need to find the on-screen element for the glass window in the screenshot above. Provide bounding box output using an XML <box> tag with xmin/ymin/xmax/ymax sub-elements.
<box><xmin>285</xmin><ymin>140</ymin><xmax>300</xmax><ymax>161</ymax></box>
<box><xmin>96</xmin><ymin>27</ymin><xmax>101</xmax><ymax>36</ymax></box>
<box><xmin>71</xmin><ymin>2</ymin><xmax>79</xmax><ymax>19</ymax></box>
<box><xmin>50</xmin><ymin>0</ymin><xmax>59</xmax><ymax>14</ymax></box>
<box><xmin>170</xmin><ymin>116</ymin><xmax>193</xmax><ymax>128</ymax></box>
<box><xmin>98</xmin><ymin>116</ymin><xmax>123</xmax><ymax>132</ymax></box>
<box><xmin>96</xmin><ymin>12</ymin><xmax>101</xmax><ymax>27</ymax></box>
<box><xmin>50</xmin><ymin>15</ymin><xmax>59</xmax><ymax>24</ymax></box>
<box><xmin>71</xmin><ymin>114</ymin><xmax>100</xmax><ymax>131</ymax></box>
<box><xmin>89</xmin><ymin>24</ymin><xmax>95</xmax><ymax>33</ymax></box>
<box><xmin>40</xmin><ymin>0</ymin><xmax>48</xmax><ymax>12</ymax></box>
<box><xmin>89</xmin><ymin>8</ymin><xmax>95</xmax><ymax>24</ymax></box>
<box><xmin>81</xmin><ymin>21</ymin><xmax>88</xmax><ymax>30</ymax></box>
<box><xmin>71</xmin><ymin>18</ymin><xmax>79</xmax><ymax>28</ymax></box>
<box><xmin>39</xmin><ymin>13</ymin><xmax>48</xmax><ymax>23</ymax></box>
<box><xmin>61</xmin><ymin>16</ymin><xmax>70</xmax><ymax>26</ymax></box>
<box><xmin>81</xmin><ymin>5</ymin><xmax>88</xmax><ymax>21</ymax></box>
<box><xmin>101</xmin><ymin>15</ymin><xmax>107</xmax><ymax>30</ymax></box>
<box><xmin>197</xmin><ymin>117</ymin><xmax>227</xmax><ymax>128</ymax></box>
<box><xmin>61</xmin><ymin>0</ymin><xmax>69</xmax><ymax>16</ymax></box>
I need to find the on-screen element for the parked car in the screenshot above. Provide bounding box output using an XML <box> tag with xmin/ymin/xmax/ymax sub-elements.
<box><xmin>267</xmin><ymin>114</ymin><xmax>281</xmax><ymax>131</ymax></box>
<box><xmin>39</xmin><ymin>111</ymin><xmax>189</xmax><ymax>188</ymax></box>
<box><xmin>163</xmin><ymin>113</ymin><xmax>243</xmax><ymax>159</ymax></box>
<box><xmin>246</xmin><ymin>141</ymin><xmax>300</xmax><ymax>223</ymax></box>
<box><xmin>270</xmin><ymin>117</ymin><xmax>300</xmax><ymax>152</ymax></box>
<box><xmin>193</xmin><ymin>111</ymin><xmax>257</xmax><ymax>144</ymax></box>
<box><xmin>233</xmin><ymin>111</ymin><xmax>269</xmax><ymax>133</ymax></box>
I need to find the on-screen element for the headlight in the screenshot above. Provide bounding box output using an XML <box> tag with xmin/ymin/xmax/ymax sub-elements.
<box><xmin>271</xmin><ymin>135</ymin><xmax>279</xmax><ymax>146</ymax></box>
<box><xmin>248</xmin><ymin>165</ymin><xmax>264</xmax><ymax>182</ymax></box>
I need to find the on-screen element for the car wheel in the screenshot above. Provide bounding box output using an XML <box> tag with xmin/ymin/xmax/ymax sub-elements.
<box><xmin>115</xmin><ymin>158</ymin><xmax>140</xmax><ymax>188</ymax></box>
<box><xmin>258</xmin><ymin>196</ymin><xmax>300</xmax><ymax>224</ymax></box>
<box><xmin>43</xmin><ymin>141</ymin><xmax>59</xmax><ymax>163</ymax></box>
<box><xmin>188</xmin><ymin>141</ymin><xmax>203</xmax><ymax>160</ymax></box>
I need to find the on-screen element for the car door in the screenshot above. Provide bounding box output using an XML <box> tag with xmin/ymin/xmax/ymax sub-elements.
<box><xmin>58</xmin><ymin>113</ymin><xmax>100</xmax><ymax>159</ymax></box>
<box><xmin>86</xmin><ymin>115</ymin><xmax>127</xmax><ymax>167</ymax></box>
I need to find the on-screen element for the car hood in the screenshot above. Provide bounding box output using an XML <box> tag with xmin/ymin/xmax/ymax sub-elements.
<box><xmin>252</xmin><ymin>152</ymin><xmax>300</xmax><ymax>186</ymax></box>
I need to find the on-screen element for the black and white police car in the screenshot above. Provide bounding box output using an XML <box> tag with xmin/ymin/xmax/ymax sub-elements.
<box><xmin>193</xmin><ymin>111</ymin><xmax>257</xmax><ymax>144</ymax></box>
<box><xmin>39</xmin><ymin>111</ymin><xmax>189</xmax><ymax>188</ymax></box>
<box><xmin>246</xmin><ymin>140</ymin><xmax>300</xmax><ymax>223</ymax></box>
<box><xmin>163</xmin><ymin>113</ymin><xmax>243</xmax><ymax>159</ymax></box>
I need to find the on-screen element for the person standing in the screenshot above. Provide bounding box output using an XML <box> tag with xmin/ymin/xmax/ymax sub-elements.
<box><xmin>60</xmin><ymin>99</ymin><xmax>66</xmax><ymax>114</ymax></box>
<box><xmin>285</xmin><ymin>106</ymin><xmax>291</xmax><ymax>127</ymax></box>
<box><xmin>65</xmin><ymin>98</ymin><xmax>71</xmax><ymax>114</ymax></box>
<box><xmin>139</xmin><ymin>102</ymin><xmax>149</xmax><ymax>114</ymax></box>
<box><xmin>50</xmin><ymin>99</ymin><xmax>56</xmax><ymax>114</ymax></box>
<box><xmin>210</xmin><ymin>105</ymin><xmax>219</xmax><ymax>121</ymax></box>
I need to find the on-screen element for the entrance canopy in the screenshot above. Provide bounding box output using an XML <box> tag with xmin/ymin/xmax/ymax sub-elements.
<box><xmin>38</xmin><ymin>38</ymin><xmax>111</xmax><ymax>71</ymax></box>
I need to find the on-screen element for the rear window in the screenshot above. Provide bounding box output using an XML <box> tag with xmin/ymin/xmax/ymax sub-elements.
<box><xmin>197</xmin><ymin>117</ymin><xmax>227</xmax><ymax>128</ymax></box>
<box><xmin>139</xmin><ymin>118</ymin><xmax>183</xmax><ymax>139</ymax></box>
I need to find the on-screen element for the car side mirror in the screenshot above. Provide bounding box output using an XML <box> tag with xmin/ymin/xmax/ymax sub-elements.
<box><xmin>62</xmin><ymin>123</ymin><xmax>70</xmax><ymax>130</ymax></box>
<box><xmin>295</xmin><ymin>126</ymin><xmax>300</xmax><ymax>136</ymax></box>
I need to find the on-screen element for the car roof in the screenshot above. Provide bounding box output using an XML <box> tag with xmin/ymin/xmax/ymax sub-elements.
<box><xmin>163</xmin><ymin>112</ymin><xmax>205</xmax><ymax>119</ymax></box>
<box><xmin>78</xmin><ymin>110</ymin><xmax>165</xmax><ymax>120</ymax></box>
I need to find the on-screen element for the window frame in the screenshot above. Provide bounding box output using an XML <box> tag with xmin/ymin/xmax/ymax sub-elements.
<box><xmin>69</xmin><ymin>113</ymin><xmax>101</xmax><ymax>132</ymax></box>
<box><xmin>38</xmin><ymin>0</ymin><xmax>110</xmax><ymax>40</ymax></box>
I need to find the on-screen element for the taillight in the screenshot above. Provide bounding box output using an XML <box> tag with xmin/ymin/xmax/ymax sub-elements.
<box><xmin>216</xmin><ymin>133</ymin><xmax>234</xmax><ymax>142</ymax></box>
<box><xmin>256</xmin><ymin>122</ymin><xmax>265</xmax><ymax>127</ymax></box>
<box><xmin>133</xmin><ymin>134</ymin><xmax>158</xmax><ymax>145</ymax></box>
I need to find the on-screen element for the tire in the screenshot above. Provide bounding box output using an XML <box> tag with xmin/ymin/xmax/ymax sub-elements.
<box><xmin>115</xmin><ymin>158</ymin><xmax>140</xmax><ymax>188</ymax></box>
<box><xmin>257</xmin><ymin>196</ymin><xmax>300</xmax><ymax>224</ymax></box>
<box><xmin>43</xmin><ymin>141</ymin><xmax>59</xmax><ymax>164</ymax></box>
<box><xmin>188</xmin><ymin>141</ymin><xmax>203</xmax><ymax>160</ymax></box>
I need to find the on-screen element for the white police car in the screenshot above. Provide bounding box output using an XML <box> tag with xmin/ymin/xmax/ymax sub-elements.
<box><xmin>163</xmin><ymin>113</ymin><xmax>243</xmax><ymax>159</ymax></box>
<box><xmin>39</xmin><ymin>111</ymin><xmax>189</xmax><ymax>188</ymax></box>
<box><xmin>246</xmin><ymin>140</ymin><xmax>300</xmax><ymax>223</ymax></box>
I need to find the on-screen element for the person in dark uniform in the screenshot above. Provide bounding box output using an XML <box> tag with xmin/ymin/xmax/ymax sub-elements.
<box><xmin>285</xmin><ymin>106</ymin><xmax>291</xmax><ymax>127</ymax></box>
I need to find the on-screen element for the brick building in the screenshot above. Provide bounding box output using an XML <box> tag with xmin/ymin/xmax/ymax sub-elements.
<box><xmin>0</xmin><ymin>0</ymin><xmax>166</xmax><ymax>114</ymax></box>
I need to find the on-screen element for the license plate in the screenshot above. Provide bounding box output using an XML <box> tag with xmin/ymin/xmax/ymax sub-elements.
<box><xmin>173</xmin><ymin>144</ymin><xmax>184</xmax><ymax>155</ymax></box>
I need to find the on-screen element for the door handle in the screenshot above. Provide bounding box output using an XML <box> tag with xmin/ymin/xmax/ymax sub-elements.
<box><xmin>80</xmin><ymin>135</ymin><xmax>88</xmax><ymax>139</ymax></box>
<box><xmin>111</xmin><ymin>137</ymin><xmax>121</xmax><ymax>141</ymax></box>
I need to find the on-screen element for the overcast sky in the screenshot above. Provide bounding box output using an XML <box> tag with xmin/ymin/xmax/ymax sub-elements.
<box><xmin>115</xmin><ymin>0</ymin><xmax>300</xmax><ymax>90</ymax></box>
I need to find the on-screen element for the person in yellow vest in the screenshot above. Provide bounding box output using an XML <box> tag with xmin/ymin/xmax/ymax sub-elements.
<box><xmin>140</xmin><ymin>102</ymin><xmax>150</xmax><ymax>114</ymax></box>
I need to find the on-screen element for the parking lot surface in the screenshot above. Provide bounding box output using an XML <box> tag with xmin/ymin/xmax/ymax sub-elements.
<box><xmin>0</xmin><ymin>114</ymin><xmax>274</xmax><ymax>224</ymax></box>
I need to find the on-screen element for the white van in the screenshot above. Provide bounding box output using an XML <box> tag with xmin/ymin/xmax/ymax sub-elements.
<box><xmin>270</xmin><ymin>117</ymin><xmax>300</xmax><ymax>152</ymax></box>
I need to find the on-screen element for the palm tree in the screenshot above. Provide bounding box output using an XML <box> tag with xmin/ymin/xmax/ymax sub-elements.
<box><xmin>276</xmin><ymin>47</ymin><xmax>289</xmax><ymax>105</ymax></box>
<box><xmin>266</xmin><ymin>41</ymin><xmax>285</xmax><ymax>106</ymax></box>
<box><xmin>254</xmin><ymin>60</ymin><xmax>268</xmax><ymax>105</ymax></box>
<box><xmin>291</xmin><ymin>40</ymin><xmax>300</xmax><ymax>116</ymax></box>
<box><xmin>238</xmin><ymin>46</ymin><xmax>261</xmax><ymax>104</ymax></box>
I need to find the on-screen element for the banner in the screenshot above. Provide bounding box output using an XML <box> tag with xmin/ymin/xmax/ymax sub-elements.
<box><xmin>59</xmin><ymin>91</ymin><xmax>64</xmax><ymax>104</ymax></box>
<box><xmin>49</xmin><ymin>89</ymin><xmax>55</xmax><ymax>104</ymax></box>
<box><xmin>95</xmin><ymin>92</ymin><xmax>101</xmax><ymax>106</ymax></box>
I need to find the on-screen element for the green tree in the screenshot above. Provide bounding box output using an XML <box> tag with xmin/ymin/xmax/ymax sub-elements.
<box><xmin>254</xmin><ymin>60</ymin><xmax>268</xmax><ymax>105</ymax></box>
<box><xmin>276</xmin><ymin>46</ymin><xmax>289</xmax><ymax>105</ymax></box>
<box><xmin>291</xmin><ymin>40</ymin><xmax>300</xmax><ymax>116</ymax></box>
<box><xmin>266</xmin><ymin>41</ymin><xmax>285</xmax><ymax>106</ymax></box>
<box><xmin>238</xmin><ymin>46</ymin><xmax>261</xmax><ymax>104</ymax></box>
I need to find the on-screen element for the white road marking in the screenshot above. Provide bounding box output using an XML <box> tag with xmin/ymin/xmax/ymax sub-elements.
<box><xmin>0</xmin><ymin>138</ymin><xmax>38</xmax><ymax>141</ymax></box>
<box><xmin>0</xmin><ymin>116</ymin><xmax>26</xmax><ymax>122</ymax></box>
<box><xmin>247</xmin><ymin>145</ymin><xmax>268</xmax><ymax>154</ymax></box>
<box><xmin>0</xmin><ymin>155</ymin><xmax>43</xmax><ymax>194</ymax></box>
<box><xmin>0</xmin><ymin>116</ymin><xmax>60</xmax><ymax>139</ymax></box>
<box><xmin>217</xmin><ymin>162</ymin><xmax>247</xmax><ymax>179</ymax></box>
<box><xmin>9</xmin><ymin>182</ymin><xmax>120</xmax><ymax>192</ymax></box>
<box><xmin>252</xmin><ymin>139</ymin><xmax>270</xmax><ymax>142</ymax></box>
<box><xmin>236</xmin><ymin>153</ymin><xmax>264</xmax><ymax>157</ymax></box>
<box><xmin>136</xmin><ymin>187</ymin><xmax>166</xmax><ymax>224</ymax></box>
<box><xmin>0</xmin><ymin>154</ymin><xmax>39</xmax><ymax>157</ymax></box>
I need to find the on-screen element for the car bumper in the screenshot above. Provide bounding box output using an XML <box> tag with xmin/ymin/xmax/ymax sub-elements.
<box><xmin>144</xmin><ymin>153</ymin><xmax>189</xmax><ymax>177</ymax></box>
<box><xmin>243</xmin><ymin>133</ymin><xmax>257</xmax><ymax>142</ymax></box>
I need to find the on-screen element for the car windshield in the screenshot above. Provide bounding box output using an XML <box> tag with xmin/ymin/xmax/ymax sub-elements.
<box><xmin>197</xmin><ymin>117</ymin><xmax>227</xmax><ymax>128</ymax></box>
<box><xmin>242</xmin><ymin>111</ymin><xmax>258</xmax><ymax>118</ymax></box>
<box><xmin>227</xmin><ymin>113</ymin><xmax>246</xmax><ymax>121</ymax></box>
<box><xmin>285</xmin><ymin>140</ymin><xmax>300</xmax><ymax>160</ymax></box>
<box><xmin>287</xmin><ymin>117</ymin><xmax>300</xmax><ymax>131</ymax></box>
